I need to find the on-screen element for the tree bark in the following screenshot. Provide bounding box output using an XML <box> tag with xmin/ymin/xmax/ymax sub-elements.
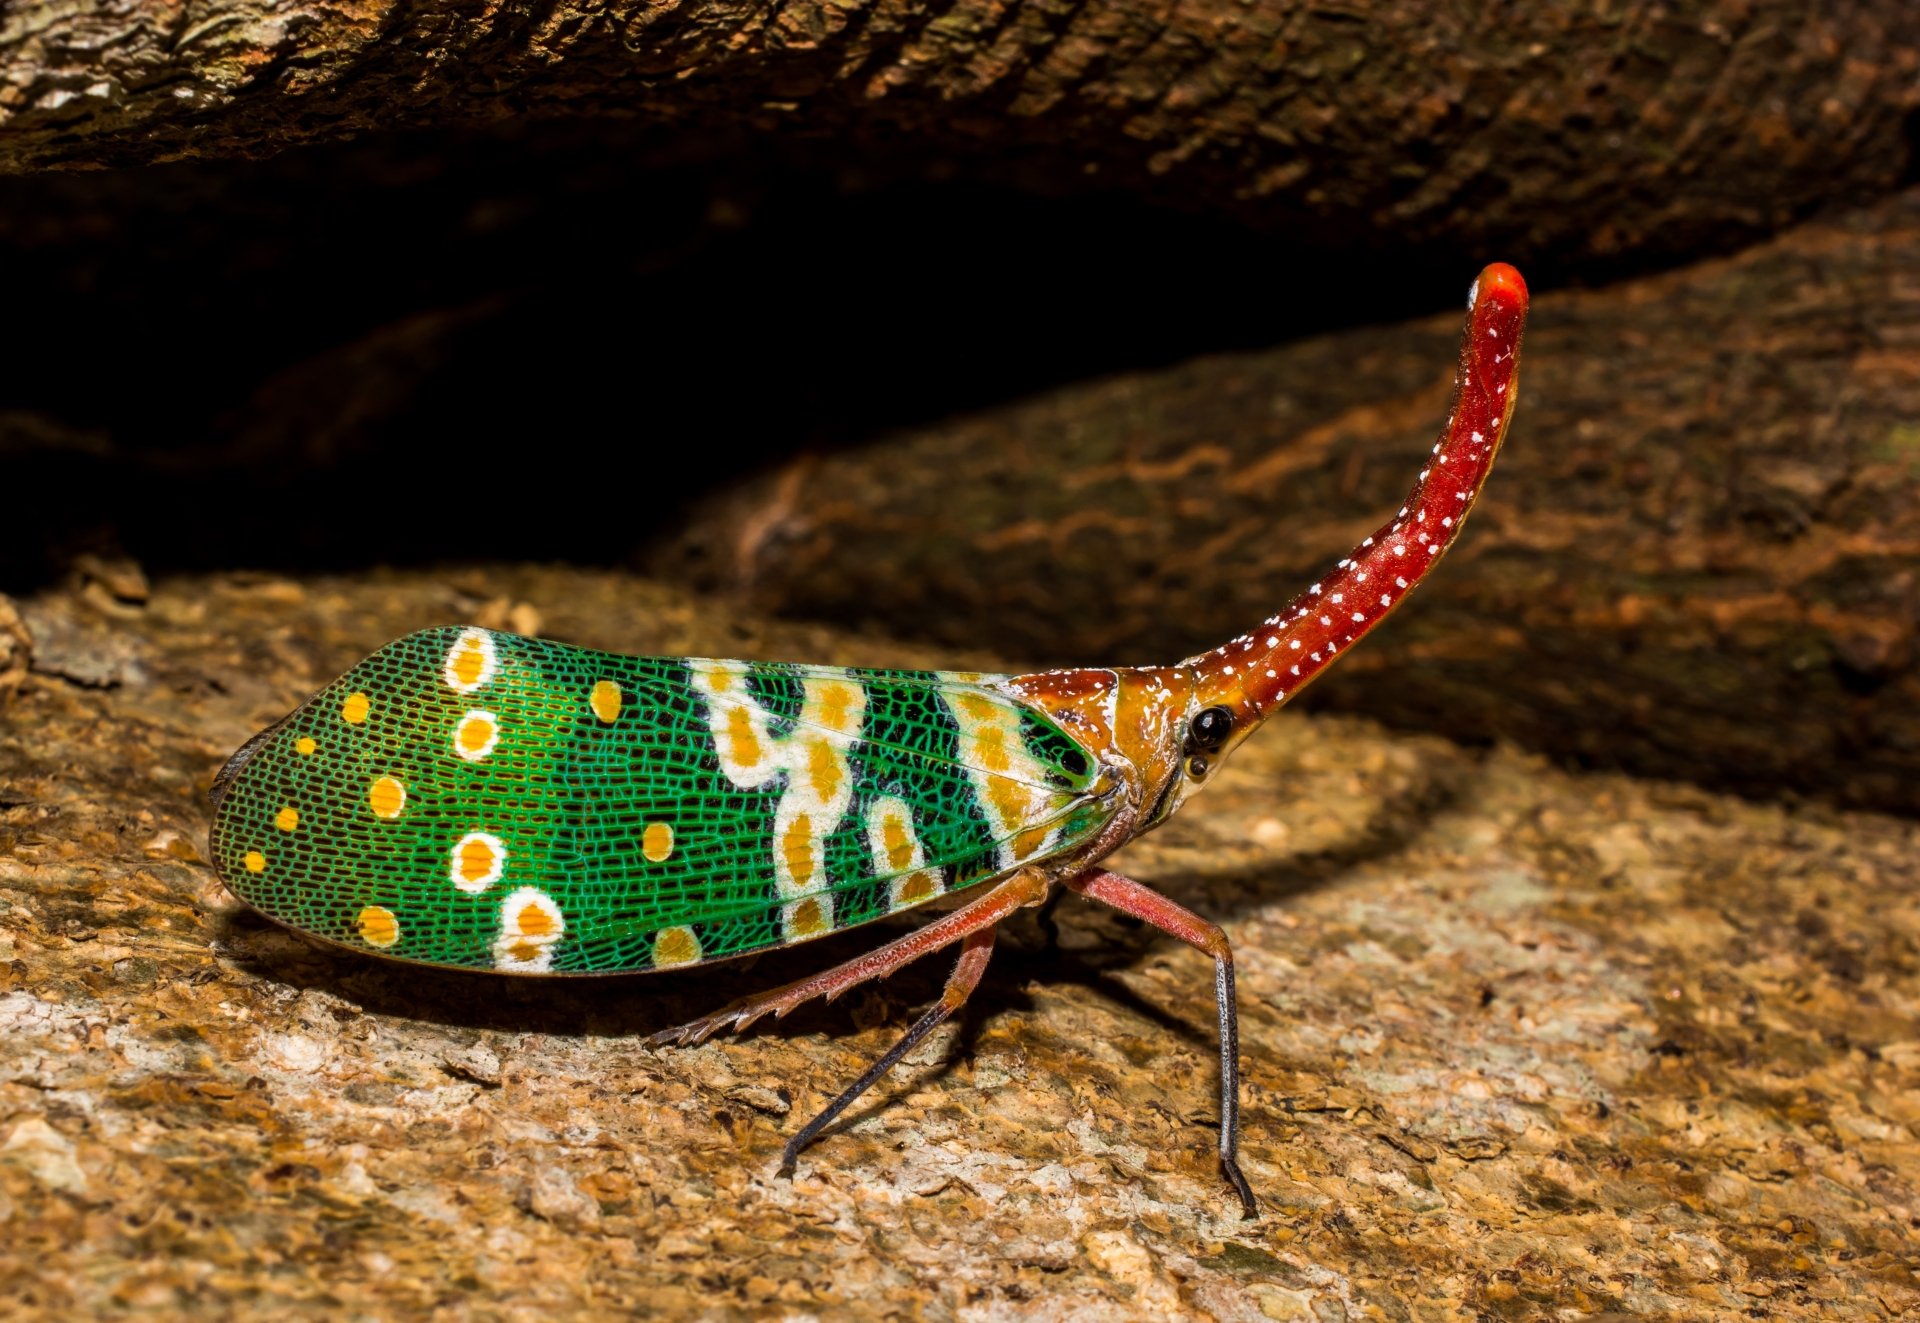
<box><xmin>2</xmin><ymin>565</ymin><xmax>1917</xmax><ymax>1317</ymax></box>
<box><xmin>655</xmin><ymin>187</ymin><xmax>1920</xmax><ymax>815</ymax></box>
<box><xmin>2</xmin><ymin>0</ymin><xmax>1915</xmax><ymax>270</ymax></box>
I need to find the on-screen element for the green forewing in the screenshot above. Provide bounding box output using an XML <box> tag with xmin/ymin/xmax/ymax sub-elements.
<box><xmin>209</xmin><ymin>627</ymin><xmax>1111</xmax><ymax>973</ymax></box>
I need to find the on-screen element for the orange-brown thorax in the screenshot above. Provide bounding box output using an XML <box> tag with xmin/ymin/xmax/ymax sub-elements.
<box><xmin>1006</xmin><ymin>664</ymin><xmax>1201</xmax><ymax>839</ymax></box>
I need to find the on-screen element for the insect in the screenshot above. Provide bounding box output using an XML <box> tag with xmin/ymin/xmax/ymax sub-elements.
<box><xmin>208</xmin><ymin>264</ymin><xmax>1528</xmax><ymax>1217</ymax></box>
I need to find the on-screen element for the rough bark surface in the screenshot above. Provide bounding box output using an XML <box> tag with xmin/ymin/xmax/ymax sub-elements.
<box><xmin>2</xmin><ymin>566</ymin><xmax>1918</xmax><ymax>1318</ymax></box>
<box><xmin>657</xmin><ymin>188</ymin><xmax>1920</xmax><ymax>817</ymax></box>
<box><xmin>3</xmin><ymin>0</ymin><xmax>1916</xmax><ymax>269</ymax></box>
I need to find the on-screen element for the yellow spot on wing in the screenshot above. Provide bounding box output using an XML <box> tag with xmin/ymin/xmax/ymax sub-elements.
<box><xmin>590</xmin><ymin>679</ymin><xmax>622</xmax><ymax>723</ymax></box>
<box><xmin>242</xmin><ymin>850</ymin><xmax>266</xmax><ymax>873</ymax></box>
<box><xmin>725</xmin><ymin>705</ymin><xmax>763</xmax><ymax>770</ymax></box>
<box><xmin>804</xmin><ymin>736</ymin><xmax>842</xmax><ymax>804</ymax></box>
<box><xmin>444</xmin><ymin>630</ymin><xmax>495</xmax><ymax>693</ymax></box>
<box><xmin>368</xmin><ymin>776</ymin><xmax>406</xmax><ymax>820</ymax></box>
<box><xmin>956</xmin><ymin>693</ymin><xmax>999</xmax><ymax>723</ymax></box>
<box><xmin>450</xmin><ymin>832</ymin><xmax>506</xmax><ymax>891</ymax></box>
<box><xmin>460</xmin><ymin>840</ymin><xmax>493</xmax><ymax>883</ymax></box>
<box><xmin>642</xmin><ymin>822</ymin><xmax>674</xmax><ymax>863</ymax></box>
<box><xmin>341</xmin><ymin>692</ymin><xmax>370</xmax><ymax>725</ymax></box>
<box><xmin>987</xmin><ymin>777</ymin><xmax>1032</xmax><ymax>828</ymax></box>
<box><xmin>453</xmin><ymin>711</ymin><xmax>499</xmax><ymax>761</ymax></box>
<box><xmin>881</xmin><ymin>811</ymin><xmax>915</xmax><ymax>871</ymax></box>
<box><xmin>786</xmin><ymin>897</ymin><xmax>830</xmax><ymax>937</ymax></box>
<box><xmin>1012</xmin><ymin>824</ymin><xmax>1054</xmax><ymax>861</ymax></box>
<box><xmin>781</xmin><ymin>813</ymin><xmax>816</xmax><ymax>889</ymax></box>
<box><xmin>356</xmin><ymin>906</ymin><xmax>399</xmax><ymax>948</ymax></box>
<box><xmin>492</xmin><ymin>887</ymin><xmax>564</xmax><ymax>971</ymax></box>
<box><xmin>294</xmin><ymin>737</ymin><xmax>317</xmax><ymax>756</ymax></box>
<box><xmin>974</xmin><ymin>726</ymin><xmax>1011</xmax><ymax>773</ymax></box>
<box><xmin>868</xmin><ymin>797</ymin><xmax>942</xmax><ymax>912</ymax></box>
<box><xmin>274</xmin><ymin>807</ymin><xmax>299</xmax><ymax>832</ymax></box>
<box><xmin>806</xmin><ymin>677</ymin><xmax>863</xmax><ymax>736</ymax></box>
<box><xmin>653</xmin><ymin>926</ymin><xmax>700</xmax><ymax>966</ymax></box>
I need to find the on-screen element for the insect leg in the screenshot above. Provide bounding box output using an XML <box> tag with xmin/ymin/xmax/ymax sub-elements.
<box><xmin>778</xmin><ymin>925</ymin><xmax>996</xmax><ymax>1177</ymax></box>
<box><xmin>1065</xmin><ymin>869</ymin><xmax>1258</xmax><ymax>1219</ymax></box>
<box><xmin>647</xmin><ymin>867</ymin><xmax>1048</xmax><ymax>1047</ymax></box>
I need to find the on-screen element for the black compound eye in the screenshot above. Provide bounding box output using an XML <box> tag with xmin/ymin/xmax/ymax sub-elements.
<box><xmin>1185</xmin><ymin>754</ymin><xmax>1210</xmax><ymax>780</ymax></box>
<box><xmin>1189</xmin><ymin>706</ymin><xmax>1233</xmax><ymax>750</ymax></box>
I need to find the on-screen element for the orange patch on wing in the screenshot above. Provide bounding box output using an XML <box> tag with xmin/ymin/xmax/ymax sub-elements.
<box><xmin>356</xmin><ymin>906</ymin><xmax>399</xmax><ymax>948</ymax></box>
<box><xmin>974</xmin><ymin>725</ymin><xmax>1012</xmax><ymax>773</ymax></box>
<box><xmin>897</xmin><ymin>872</ymin><xmax>937</xmax><ymax>904</ymax></box>
<box><xmin>341</xmin><ymin>692</ymin><xmax>371</xmax><ymax>725</ymax></box>
<box><xmin>781</xmin><ymin>813</ymin><xmax>816</xmax><ymax>888</ymax></box>
<box><xmin>725</xmin><ymin>706</ymin><xmax>763</xmax><ymax>769</ymax></box>
<box><xmin>368</xmin><ymin>776</ymin><xmax>406</xmax><ymax>820</ymax></box>
<box><xmin>1012</xmin><ymin>825</ymin><xmax>1054</xmax><ymax>860</ymax></box>
<box><xmin>590</xmin><ymin>679</ymin><xmax>622</xmax><ymax>723</ymax></box>
<box><xmin>642</xmin><ymin>822</ymin><xmax>674</xmax><ymax>863</ymax></box>
<box><xmin>458</xmin><ymin>838</ymin><xmax>497</xmax><ymax>885</ymax></box>
<box><xmin>455</xmin><ymin>712</ymin><xmax>498</xmax><ymax>758</ymax></box>
<box><xmin>274</xmin><ymin>806</ymin><xmax>299</xmax><ymax>833</ymax></box>
<box><xmin>293</xmin><ymin>737</ymin><xmax>317</xmax><ymax>756</ymax></box>
<box><xmin>788</xmin><ymin>897</ymin><xmax>829</xmax><ymax>936</ymax></box>
<box><xmin>516</xmin><ymin>902</ymin><xmax>557</xmax><ymax>938</ymax></box>
<box><xmin>956</xmin><ymin>693</ymin><xmax>999</xmax><ymax>724</ymax></box>
<box><xmin>987</xmin><ymin>776</ymin><xmax>1032</xmax><ymax>828</ymax></box>
<box><xmin>241</xmin><ymin>850</ymin><xmax>266</xmax><ymax>873</ymax></box>
<box><xmin>881</xmin><ymin>812</ymin><xmax>916</xmax><ymax>871</ymax></box>
<box><xmin>805</xmin><ymin>737</ymin><xmax>842</xmax><ymax>803</ymax></box>
<box><xmin>653</xmin><ymin>926</ymin><xmax>700</xmax><ymax>966</ymax></box>
<box><xmin>811</xmin><ymin>679</ymin><xmax>861</xmax><ymax>733</ymax></box>
<box><xmin>492</xmin><ymin>887</ymin><xmax>562</xmax><ymax>970</ymax></box>
<box><xmin>450</xmin><ymin>832</ymin><xmax>507</xmax><ymax>892</ymax></box>
<box><xmin>448</xmin><ymin>637</ymin><xmax>489</xmax><ymax>689</ymax></box>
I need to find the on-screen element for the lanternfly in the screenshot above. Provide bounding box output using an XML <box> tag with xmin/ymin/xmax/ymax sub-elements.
<box><xmin>208</xmin><ymin>264</ymin><xmax>1530</xmax><ymax>1217</ymax></box>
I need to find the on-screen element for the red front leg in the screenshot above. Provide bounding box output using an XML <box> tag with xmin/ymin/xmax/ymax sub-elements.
<box><xmin>648</xmin><ymin>871</ymin><xmax>1045</xmax><ymax>1178</ymax></box>
<box><xmin>1066</xmin><ymin>869</ymin><xmax>1257</xmax><ymax>1218</ymax></box>
<box><xmin>648</xmin><ymin>867</ymin><xmax>1048</xmax><ymax>1047</ymax></box>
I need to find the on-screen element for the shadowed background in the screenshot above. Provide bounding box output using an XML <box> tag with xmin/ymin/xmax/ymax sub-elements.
<box><xmin>5</xmin><ymin>1</ymin><xmax>1920</xmax><ymax>811</ymax></box>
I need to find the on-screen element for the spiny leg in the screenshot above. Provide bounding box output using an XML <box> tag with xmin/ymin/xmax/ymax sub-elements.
<box><xmin>1065</xmin><ymin>869</ymin><xmax>1257</xmax><ymax>1219</ymax></box>
<box><xmin>647</xmin><ymin>867</ymin><xmax>1048</xmax><ymax>1047</ymax></box>
<box><xmin>779</xmin><ymin>926</ymin><xmax>997</xmax><ymax>1177</ymax></box>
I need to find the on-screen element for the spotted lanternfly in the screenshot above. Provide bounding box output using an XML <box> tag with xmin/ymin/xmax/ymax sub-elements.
<box><xmin>208</xmin><ymin>264</ymin><xmax>1529</xmax><ymax>1217</ymax></box>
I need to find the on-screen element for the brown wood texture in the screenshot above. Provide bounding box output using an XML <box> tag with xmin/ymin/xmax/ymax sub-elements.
<box><xmin>3</xmin><ymin>565</ymin><xmax>1919</xmax><ymax>1317</ymax></box>
<box><xmin>655</xmin><ymin>187</ymin><xmax>1920</xmax><ymax>815</ymax></box>
<box><xmin>3</xmin><ymin>0</ymin><xmax>1916</xmax><ymax>269</ymax></box>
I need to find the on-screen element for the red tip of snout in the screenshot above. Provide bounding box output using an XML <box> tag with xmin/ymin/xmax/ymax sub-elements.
<box><xmin>1472</xmin><ymin>262</ymin><xmax>1528</xmax><ymax>312</ymax></box>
